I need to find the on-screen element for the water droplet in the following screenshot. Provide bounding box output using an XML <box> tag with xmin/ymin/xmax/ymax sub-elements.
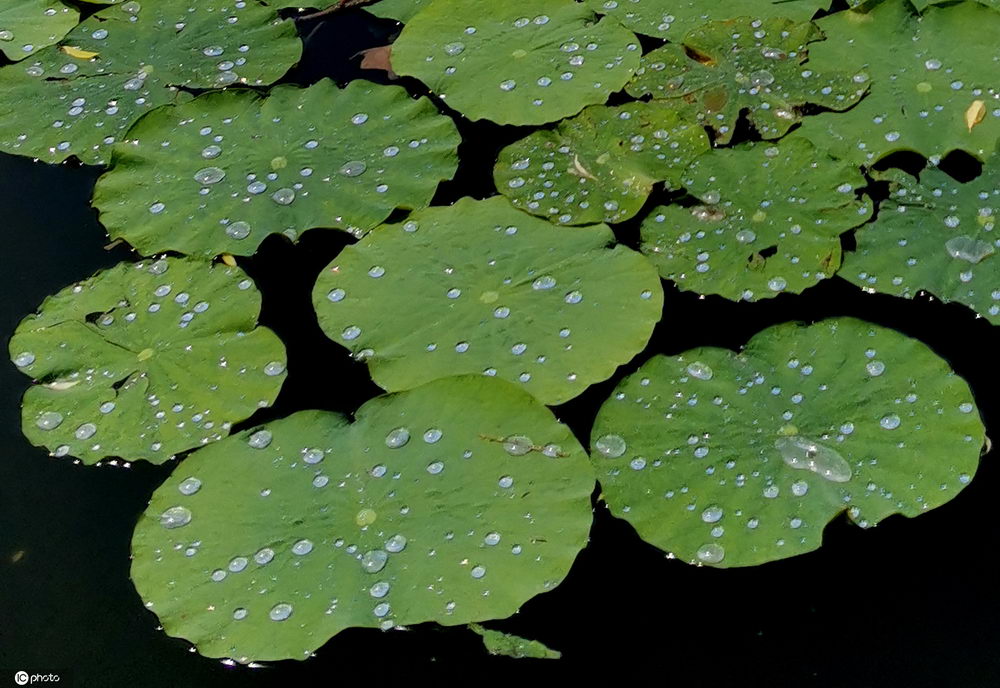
<box><xmin>426</xmin><ymin>461</ymin><xmax>445</xmax><ymax>474</ymax></box>
<box><xmin>356</xmin><ymin>509</ymin><xmax>378</xmax><ymax>527</ymax></box>
<box><xmin>193</xmin><ymin>167</ymin><xmax>225</xmax><ymax>185</ymax></box>
<box><xmin>13</xmin><ymin>352</ymin><xmax>35</xmax><ymax>367</ymax></box>
<box><xmin>423</xmin><ymin>428</ymin><xmax>443</xmax><ymax>443</ymax></box>
<box><xmin>370</xmin><ymin>581</ymin><xmax>390</xmax><ymax>598</ymax></box>
<box><xmin>502</xmin><ymin>435</ymin><xmax>533</xmax><ymax>456</ymax></box>
<box><xmin>339</xmin><ymin>160</ymin><xmax>367</xmax><ymax>177</ymax></box>
<box><xmin>385</xmin><ymin>427</ymin><xmax>410</xmax><ymax>448</ymax></box>
<box><xmin>532</xmin><ymin>275</ymin><xmax>556</xmax><ymax>290</ymax></box>
<box><xmin>945</xmin><ymin>236</ymin><xmax>994</xmax><ymax>264</ymax></box>
<box><xmin>269</xmin><ymin>603</ymin><xmax>293</xmax><ymax>621</ymax></box>
<box><xmin>254</xmin><ymin>547</ymin><xmax>274</xmax><ymax>565</ymax></box>
<box><xmin>444</xmin><ymin>41</ymin><xmax>465</xmax><ymax>56</ymax></box>
<box><xmin>696</xmin><ymin>543</ymin><xmax>725</xmax><ymax>564</ymax></box>
<box><xmin>686</xmin><ymin>361</ymin><xmax>713</xmax><ymax>380</ymax></box>
<box><xmin>159</xmin><ymin>506</ymin><xmax>192</xmax><ymax>529</ymax></box>
<box><xmin>36</xmin><ymin>411</ymin><xmax>63</xmax><ymax>430</ymax></box>
<box><xmin>775</xmin><ymin>436</ymin><xmax>851</xmax><ymax>482</ymax></box>
<box><xmin>701</xmin><ymin>505</ymin><xmax>723</xmax><ymax>523</ymax></box>
<box><xmin>866</xmin><ymin>360</ymin><xmax>885</xmax><ymax>376</ymax></box>
<box><xmin>880</xmin><ymin>414</ymin><xmax>901</xmax><ymax>430</ymax></box>
<box><xmin>292</xmin><ymin>539</ymin><xmax>314</xmax><ymax>555</ymax></box>
<box><xmin>498</xmin><ymin>475</ymin><xmax>514</xmax><ymax>489</ymax></box>
<box><xmin>264</xmin><ymin>361</ymin><xmax>285</xmax><ymax>376</ymax></box>
<box><xmin>228</xmin><ymin>556</ymin><xmax>248</xmax><ymax>572</ymax></box>
<box><xmin>385</xmin><ymin>534</ymin><xmax>407</xmax><ymax>553</ymax></box>
<box><xmin>564</xmin><ymin>290</ymin><xmax>583</xmax><ymax>304</ymax></box>
<box><xmin>248</xmin><ymin>429</ymin><xmax>272</xmax><ymax>449</ymax></box>
<box><xmin>271</xmin><ymin>187</ymin><xmax>295</xmax><ymax>205</ymax></box>
<box><xmin>791</xmin><ymin>480</ymin><xmax>809</xmax><ymax>496</ymax></box>
<box><xmin>595</xmin><ymin>434</ymin><xmax>626</xmax><ymax>458</ymax></box>
<box><xmin>484</xmin><ymin>532</ymin><xmax>501</xmax><ymax>546</ymax></box>
<box><xmin>361</xmin><ymin>549</ymin><xmax>388</xmax><ymax>573</ymax></box>
<box><xmin>178</xmin><ymin>477</ymin><xmax>202</xmax><ymax>495</ymax></box>
<box><xmin>470</xmin><ymin>565</ymin><xmax>487</xmax><ymax>578</ymax></box>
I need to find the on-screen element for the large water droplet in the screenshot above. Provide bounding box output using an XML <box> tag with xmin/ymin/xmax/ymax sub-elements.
<box><xmin>159</xmin><ymin>505</ymin><xmax>192</xmax><ymax>529</ymax></box>
<box><xmin>775</xmin><ymin>436</ymin><xmax>851</xmax><ymax>482</ymax></box>
<box><xmin>385</xmin><ymin>427</ymin><xmax>410</xmax><ymax>448</ymax></box>
<box><xmin>36</xmin><ymin>411</ymin><xmax>64</xmax><ymax>430</ymax></box>
<box><xmin>193</xmin><ymin>167</ymin><xmax>225</xmax><ymax>185</ymax></box>
<box><xmin>339</xmin><ymin>160</ymin><xmax>367</xmax><ymax>177</ymax></box>
<box><xmin>502</xmin><ymin>435</ymin><xmax>533</xmax><ymax>456</ymax></box>
<box><xmin>269</xmin><ymin>603</ymin><xmax>293</xmax><ymax>621</ymax></box>
<box><xmin>178</xmin><ymin>477</ymin><xmax>202</xmax><ymax>495</ymax></box>
<box><xmin>248</xmin><ymin>429</ymin><xmax>272</xmax><ymax>449</ymax></box>
<box><xmin>595</xmin><ymin>434</ymin><xmax>626</xmax><ymax>458</ymax></box>
<box><xmin>945</xmin><ymin>236</ymin><xmax>994</xmax><ymax>264</ymax></box>
<box><xmin>686</xmin><ymin>361</ymin><xmax>713</xmax><ymax>380</ymax></box>
<box><xmin>385</xmin><ymin>534</ymin><xmax>407</xmax><ymax>552</ymax></box>
<box><xmin>696</xmin><ymin>543</ymin><xmax>725</xmax><ymax>564</ymax></box>
<box><xmin>361</xmin><ymin>549</ymin><xmax>388</xmax><ymax>573</ymax></box>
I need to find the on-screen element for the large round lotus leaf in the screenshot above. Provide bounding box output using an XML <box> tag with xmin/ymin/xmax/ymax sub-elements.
<box><xmin>639</xmin><ymin>136</ymin><xmax>871</xmax><ymax>302</ymax></box>
<box><xmin>584</xmin><ymin>0</ymin><xmax>828</xmax><ymax>39</ymax></box>
<box><xmin>844</xmin><ymin>159</ymin><xmax>1000</xmax><ymax>324</ymax></box>
<box><xmin>0</xmin><ymin>0</ymin><xmax>300</xmax><ymax>165</ymax></box>
<box><xmin>590</xmin><ymin>317</ymin><xmax>985</xmax><ymax>568</ymax></box>
<box><xmin>93</xmin><ymin>80</ymin><xmax>459</xmax><ymax>258</ymax></box>
<box><xmin>368</xmin><ymin>0</ymin><xmax>431</xmax><ymax>22</ymax></box>
<box><xmin>799</xmin><ymin>0</ymin><xmax>1000</xmax><ymax>165</ymax></box>
<box><xmin>625</xmin><ymin>17</ymin><xmax>867</xmax><ymax>144</ymax></box>
<box><xmin>131</xmin><ymin>376</ymin><xmax>594</xmax><ymax>662</ymax></box>
<box><xmin>312</xmin><ymin>196</ymin><xmax>663</xmax><ymax>406</ymax></box>
<box><xmin>0</xmin><ymin>0</ymin><xmax>78</xmax><ymax>61</ymax></box>
<box><xmin>391</xmin><ymin>0</ymin><xmax>641</xmax><ymax>126</ymax></box>
<box><xmin>9</xmin><ymin>258</ymin><xmax>287</xmax><ymax>465</ymax></box>
<box><xmin>494</xmin><ymin>101</ymin><xmax>710</xmax><ymax>226</ymax></box>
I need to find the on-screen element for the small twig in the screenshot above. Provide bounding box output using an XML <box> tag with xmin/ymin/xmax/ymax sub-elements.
<box><xmin>296</xmin><ymin>0</ymin><xmax>377</xmax><ymax>22</ymax></box>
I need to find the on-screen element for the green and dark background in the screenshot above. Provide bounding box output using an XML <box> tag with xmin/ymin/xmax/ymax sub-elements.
<box><xmin>2</xmin><ymin>5</ymin><xmax>999</xmax><ymax>686</ymax></box>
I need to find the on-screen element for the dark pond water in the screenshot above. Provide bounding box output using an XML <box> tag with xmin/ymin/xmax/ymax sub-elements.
<box><xmin>2</xmin><ymin>8</ymin><xmax>999</xmax><ymax>686</ymax></box>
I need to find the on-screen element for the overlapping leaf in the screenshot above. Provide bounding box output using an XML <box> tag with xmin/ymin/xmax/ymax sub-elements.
<box><xmin>94</xmin><ymin>80</ymin><xmax>459</xmax><ymax>257</ymax></box>
<box><xmin>392</xmin><ymin>0</ymin><xmax>640</xmax><ymax>125</ymax></box>
<box><xmin>626</xmin><ymin>17</ymin><xmax>867</xmax><ymax>144</ymax></box>
<box><xmin>844</xmin><ymin>156</ymin><xmax>1000</xmax><ymax>324</ymax></box>
<box><xmin>590</xmin><ymin>318</ymin><xmax>985</xmax><ymax>568</ymax></box>
<box><xmin>585</xmin><ymin>0</ymin><xmax>828</xmax><ymax>39</ymax></box>
<box><xmin>131</xmin><ymin>376</ymin><xmax>594</xmax><ymax>661</ymax></box>
<box><xmin>494</xmin><ymin>101</ymin><xmax>709</xmax><ymax>226</ymax></box>
<box><xmin>9</xmin><ymin>258</ymin><xmax>286</xmax><ymax>464</ymax></box>
<box><xmin>312</xmin><ymin>196</ymin><xmax>663</xmax><ymax>405</ymax></box>
<box><xmin>0</xmin><ymin>0</ymin><xmax>300</xmax><ymax>164</ymax></box>
<box><xmin>800</xmin><ymin>0</ymin><xmax>1000</xmax><ymax>165</ymax></box>
<box><xmin>368</xmin><ymin>0</ymin><xmax>432</xmax><ymax>22</ymax></box>
<box><xmin>640</xmin><ymin>136</ymin><xmax>871</xmax><ymax>301</ymax></box>
<box><xmin>0</xmin><ymin>0</ymin><xmax>78</xmax><ymax>61</ymax></box>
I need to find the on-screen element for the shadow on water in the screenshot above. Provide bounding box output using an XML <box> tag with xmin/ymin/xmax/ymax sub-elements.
<box><xmin>1</xmin><ymin>7</ymin><xmax>999</xmax><ymax>687</ymax></box>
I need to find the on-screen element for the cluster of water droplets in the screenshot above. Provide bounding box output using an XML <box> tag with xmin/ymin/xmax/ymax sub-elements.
<box><xmin>498</xmin><ymin>103</ymin><xmax>707</xmax><ymax>224</ymax></box>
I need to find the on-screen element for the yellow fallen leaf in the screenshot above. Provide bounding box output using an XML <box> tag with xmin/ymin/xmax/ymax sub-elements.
<box><xmin>61</xmin><ymin>46</ymin><xmax>99</xmax><ymax>60</ymax></box>
<box><xmin>568</xmin><ymin>154</ymin><xmax>598</xmax><ymax>181</ymax></box>
<box><xmin>358</xmin><ymin>45</ymin><xmax>397</xmax><ymax>80</ymax></box>
<box><xmin>966</xmin><ymin>99</ymin><xmax>986</xmax><ymax>133</ymax></box>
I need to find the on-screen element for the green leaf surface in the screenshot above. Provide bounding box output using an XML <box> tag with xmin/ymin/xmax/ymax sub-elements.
<box><xmin>626</xmin><ymin>17</ymin><xmax>866</xmax><ymax>144</ymax></box>
<box><xmin>93</xmin><ymin>80</ymin><xmax>459</xmax><ymax>258</ymax></box>
<box><xmin>585</xmin><ymin>0</ymin><xmax>829</xmax><ymax>39</ymax></box>
<box><xmin>131</xmin><ymin>376</ymin><xmax>594</xmax><ymax>661</ymax></box>
<box><xmin>800</xmin><ymin>0</ymin><xmax>1000</xmax><ymax>165</ymax></box>
<box><xmin>639</xmin><ymin>136</ymin><xmax>871</xmax><ymax>301</ymax></box>
<box><xmin>368</xmin><ymin>0</ymin><xmax>431</xmax><ymax>22</ymax></box>
<box><xmin>312</xmin><ymin>196</ymin><xmax>663</xmax><ymax>405</ymax></box>
<box><xmin>0</xmin><ymin>0</ymin><xmax>301</xmax><ymax>165</ymax></box>
<box><xmin>494</xmin><ymin>101</ymin><xmax>710</xmax><ymax>226</ymax></box>
<box><xmin>0</xmin><ymin>0</ymin><xmax>79</xmax><ymax>61</ymax></box>
<box><xmin>469</xmin><ymin>624</ymin><xmax>561</xmax><ymax>659</ymax></box>
<box><xmin>590</xmin><ymin>317</ymin><xmax>985</xmax><ymax>568</ymax></box>
<box><xmin>392</xmin><ymin>0</ymin><xmax>641</xmax><ymax>125</ymax></box>
<box><xmin>843</xmin><ymin>158</ymin><xmax>1000</xmax><ymax>324</ymax></box>
<box><xmin>9</xmin><ymin>258</ymin><xmax>286</xmax><ymax>465</ymax></box>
